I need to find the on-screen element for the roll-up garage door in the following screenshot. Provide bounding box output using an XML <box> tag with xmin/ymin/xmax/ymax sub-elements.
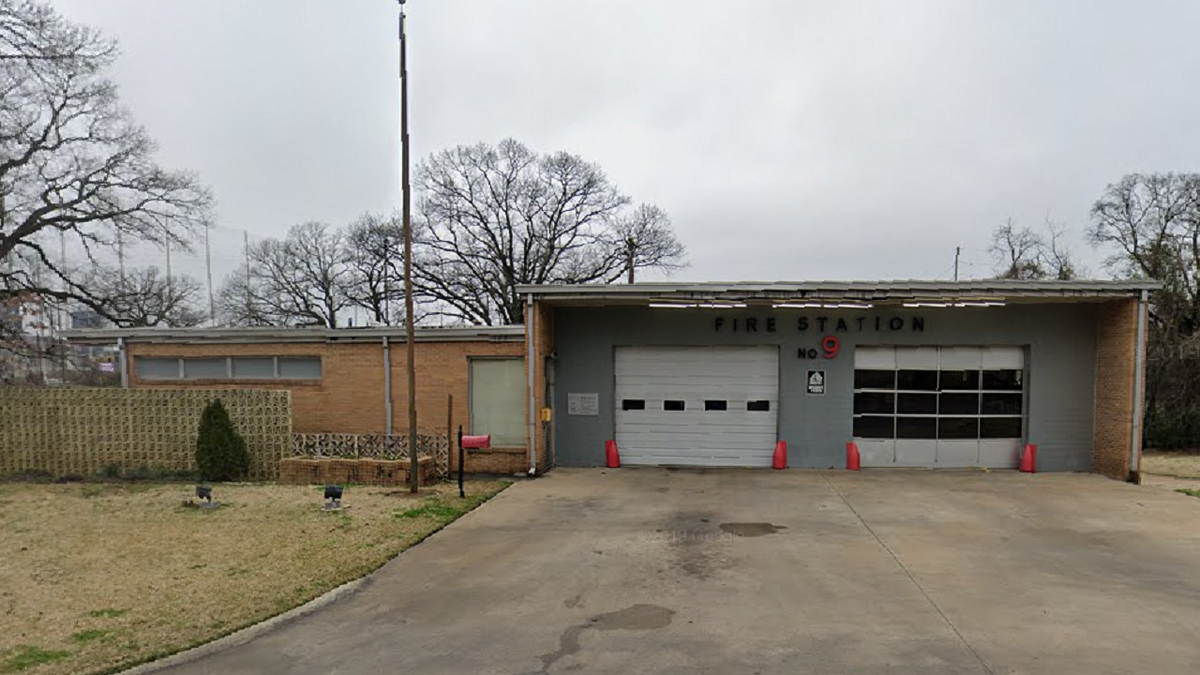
<box><xmin>853</xmin><ymin>346</ymin><xmax>1026</xmax><ymax>468</ymax></box>
<box><xmin>614</xmin><ymin>346</ymin><xmax>779</xmax><ymax>466</ymax></box>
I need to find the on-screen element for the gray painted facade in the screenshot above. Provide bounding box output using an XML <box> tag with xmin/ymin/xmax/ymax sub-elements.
<box><xmin>552</xmin><ymin>303</ymin><xmax>1099</xmax><ymax>471</ymax></box>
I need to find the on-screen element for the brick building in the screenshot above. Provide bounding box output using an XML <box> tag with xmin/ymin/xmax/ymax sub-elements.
<box><xmin>64</xmin><ymin>325</ymin><xmax>537</xmax><ymax>475</ymax></box>
<box><xmin>66</xmin><ymin>279</ymin><xmax>1155</xmax><ymax>481</ymax></box>
<box><xmin>521</xmin><ymin>279</ymin><xmax>1156</xmax><ymax>481</ymax></box>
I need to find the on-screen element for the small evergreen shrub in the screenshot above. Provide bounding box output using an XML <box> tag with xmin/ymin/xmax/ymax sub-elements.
<box><xmin>195</xmin><ymin>399</ymin><xmax>251</xmax><ymax>481</ymax></box>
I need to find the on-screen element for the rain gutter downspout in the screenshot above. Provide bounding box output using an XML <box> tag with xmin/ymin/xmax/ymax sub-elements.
<box><xmin>528</xmin><ymin>293</ymin><xmax>537</xmax><ymax>475</ymax></box>
<box><xmin>117</xmin><ymin>337</ymin><xmax>128</xmax><ymax>388</ymax></box>
<box><xmin>1130</xmin><ymin>290</ymin><xmax>1148</xmax><ymax>477</ymax></box>
<box><xmin>383</xmin><ymin>336</ymin><xmax>393</xmax><ymax>435</ymax></box>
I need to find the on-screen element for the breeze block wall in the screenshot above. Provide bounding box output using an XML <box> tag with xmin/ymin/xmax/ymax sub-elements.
<box><xmin>1093</xmin><ymin>298</ymin><xmax>1144</xmax><ymax>480</ymax></box>
<box><xmin>0</xmin><ymin>388</ymin><xmax>292</xmax><ymax>480</ymax></box>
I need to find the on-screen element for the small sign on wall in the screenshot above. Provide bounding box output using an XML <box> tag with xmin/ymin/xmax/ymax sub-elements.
<box><xmin>807</xmin><ymin>370</ymin><xmax>826</xmax><ymax>396</ymax></box>
<box><xmin>568</xmin><ymin>392</ymin><xmax>599</xmax><ymax>416</ymax></box>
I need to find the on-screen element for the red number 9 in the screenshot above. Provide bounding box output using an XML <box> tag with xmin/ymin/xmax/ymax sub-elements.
<box><xmin>822</xmin><ymin>335</ymin><xmax>840</xmax><ymax>359</ymax></box>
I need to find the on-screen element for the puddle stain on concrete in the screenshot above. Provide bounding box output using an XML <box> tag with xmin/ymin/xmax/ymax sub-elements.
<box><xmin>534</xmin><ymin>604</ymin><xmax>675</xmax><ymax>673</ymax></box>
<box><xmin>719</xmin><ymin>522</ymin><xmax>787</xmax><ymax>537</ymax></box>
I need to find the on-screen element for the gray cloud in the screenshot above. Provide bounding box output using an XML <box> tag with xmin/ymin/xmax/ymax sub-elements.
<box><xmin>52</xmin><ymin>0</ymin><xmax>1200</xmax><ymax>287</ymax></box>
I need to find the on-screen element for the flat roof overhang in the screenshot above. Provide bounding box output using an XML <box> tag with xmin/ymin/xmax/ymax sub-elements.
<box><xmin>516</xmin><ymin>279</ymin><xmax>1161</xmax><ymax>307</ymax></box>
<box><xmin>62</xmin><ymin>325</ymin><xmax>526</xmax><ymax>346</ymax></box>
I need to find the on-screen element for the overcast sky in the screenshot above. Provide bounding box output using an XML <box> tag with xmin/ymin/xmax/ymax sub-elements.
<box><xmin>53</xmin><ymin>0</ymin><xmax>1200</xmax><ymax>286</ymax></box>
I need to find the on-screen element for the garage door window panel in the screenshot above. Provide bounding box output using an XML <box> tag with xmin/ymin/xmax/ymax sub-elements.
<box><xmin>897</xmin><ymin>393</ymin><xmax>936</xmax><ymax>414</ymax></box>
<box><xmin>982</xmin><ymin>393</ymin><xmax>1023</xmax><ymax>415</ymax></box>
<box><xmin>663</xmin><ymin>400</ymin><xmax>685</xmax><ymax>411</ymax></box>
<box><xmin>470</xmin><ymin>358</ymin><xmax>526</xmax><ymax>447</ymax></box>
<box><xmin>854</xmin><ymin>415</ymin><xmax>894</xmax><ymax>439</ymax></box>
<box><xmin>982</xmin><ymin>369</ymin><xmax>1023</xmax><ymax>390</ymax></box>
<box><xmin>940</xmin><ymin>393</ymin><xmax>980</xmax><ymax>415</ymax></box>
<box><xmin>622</xmin><ymin>399</ymin><xmax>646</xmax><ymax>411</ymax></box>
<box><xmin>897</xmin><ymin>370</ymin><xmax>937</xmax><ymax>391</ymax></box>
<box><xmin>854</xmin><ymin>370</ymin><xmax>895</xmax><ymax>389</ymax></box>
<box><xmin>854</xmin><ymin>392</ymin><xmax>894</xmax><ymax>415</ymax></box>
<box><xmin>981</xmin><ymin>417</ymin><xmax>1022</xmax><ymax>438</ymax></box>
<box><xmin>938</xmin><ymin>417</ymin><xmax>979</xmax><ymax>439</ymax></box>
<box><xmin>747</xmin><ymin>400</ymin><xmax>770</xmax><ymax>412</ymax></box>
<box><xmin>939</xmin><ymin>370</ymin><xmax>979</xmax><ymax>390</ymax></box>
<box><xmin>897</xmin><ymin>416</ymin><xmax>937</xmax><ymax>439</ymax></box>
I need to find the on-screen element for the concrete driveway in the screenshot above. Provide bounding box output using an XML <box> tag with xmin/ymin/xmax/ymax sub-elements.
<box><xmin>151</xmin><ymin>469</ymin><xmax>1200</xmax><ymax>675</ymax></box>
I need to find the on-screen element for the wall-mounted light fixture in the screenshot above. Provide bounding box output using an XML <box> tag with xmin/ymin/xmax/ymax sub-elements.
<box><xmin>772</xmin><ymin>302</ymin><xmax>873</xmax><ymax>309</ymax></box>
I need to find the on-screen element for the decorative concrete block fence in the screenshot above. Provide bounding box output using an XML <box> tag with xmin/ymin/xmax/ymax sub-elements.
<box><xmin>0</xmin><ymin>388</ymin><xmax>292</xmax><ymax>480</ymax></box>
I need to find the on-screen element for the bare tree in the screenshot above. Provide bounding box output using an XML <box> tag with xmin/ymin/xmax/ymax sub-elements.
<box><xmin>990</xmin><ymin>219</ymin><xmax>1046</xmax><ymax>280</ymax></box>
<box><xmin>86</xmin><ymin>266</ymin><xmax>204</xmax><ymax>327</ymax></box>
<box><xmin>1090</xmin><ymin>173</ymin><xmax>1198</xmax><ymax>295</ymax></box>
<box><xmin>344</xmin><ymin>212</ymin><xmax>405</xmax><ymax>324</ymax></box>
<box><xmin>217</xmin><ymin>222</ymin><xmax>352</xmax><ymax>328</ymax></box>
<box><xmin>413</xmin><ymin>139</ymin><xmax>687</xmax><ymax>325</ymax></box>
<box><xmin>1041</xmin><ymin>221</ymin><xmax>1080</xmax><ymax>281</ymax></box>
<box><xmin>0</xmin><ymin>0</ymin><xmax>212</xmax><ymax>337</ymax></box>
<box><xmin>989</xmin><ymin>218</ymin><xmax>1081</xmax><ymax>281</ymax></box>
<box><xmin>1088</xmin><ymin>172</ymin><xmax>1200</xmax><ymax>448</ymax></box>
<box><xmin>613</xmin><ymin>204</ymin><xmax>687</xmax><ymax>283</ymax></box>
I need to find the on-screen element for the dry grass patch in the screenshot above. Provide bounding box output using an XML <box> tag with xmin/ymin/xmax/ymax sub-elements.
<box><xmin>0</xmin><ymin>480</ymin><xmax>508</xmax><ymax>675</ymax></box>
<box><xmin>1142</xmin><ymin>451</ymin><xmax>1200</xmax><ymax>478</ymax></box>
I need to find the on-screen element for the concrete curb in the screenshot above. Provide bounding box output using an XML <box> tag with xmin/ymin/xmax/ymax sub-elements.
<box><xmin>114</xmin><ymin>570</ymin><xmax>372</xmax><ymax>675</ymax></box>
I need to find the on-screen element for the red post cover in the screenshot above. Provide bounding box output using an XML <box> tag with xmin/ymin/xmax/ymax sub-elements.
<box><xmin>605</xmin><ymin>440</ymin><xmax>621</xmax><ymax>468</ymax></box>
<box><xmin>772</xmin><ymin>441</ymin><xmax>787</xmax><ymax>469</ymax></box>
<box><xmin>1020</xmin><ymin>444</ymin><xmax>1038</xmax><ymax>473</ymax></box>
<box><xmin>846</xmin><ymin>441</ymin><xmax>861</xmax><ymax>471</ymax></box>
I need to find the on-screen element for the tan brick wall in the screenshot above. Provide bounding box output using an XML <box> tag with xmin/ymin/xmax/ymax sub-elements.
<box><xmin>126</xmin><ymin>338</ymin><xmax>529</xmax><ymax>474</ymax></box>
<box><xmin>1093</xmin><ymin>298</ymin><xmax>1145</xmax><ymax>480</ymax></box>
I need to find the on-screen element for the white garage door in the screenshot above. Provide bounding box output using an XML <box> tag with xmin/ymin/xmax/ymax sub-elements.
<box><xmin>615</xmin><ymin>346</ymin><xmax>779</xmax><ymax>467</ymax></box>
<box><xmin>853</xmin><ymin>346</ymin><xmax>1026</xmax><ymax>468</ymax></box>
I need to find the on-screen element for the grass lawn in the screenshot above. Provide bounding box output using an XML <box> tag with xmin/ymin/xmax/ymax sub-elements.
<box><xmin>1142</xmin><ymin>451</ymin><xmax>1200</xmax><ymax>478</ymax></box>
<box><xmin>0</xmin><ymin>480</ymin><xmax>509</xmax><ymax>675</ymax></box>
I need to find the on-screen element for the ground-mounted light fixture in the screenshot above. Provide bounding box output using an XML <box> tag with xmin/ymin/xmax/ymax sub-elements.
<box><xmin>193</xmin><ymin>485</ymin><xmax>219</xmax><ymax>509</ymax></box>
<box><xmin>323</xmin><ymin>485</ymin><xmax>344</xmax><ymax>511</ymax></box>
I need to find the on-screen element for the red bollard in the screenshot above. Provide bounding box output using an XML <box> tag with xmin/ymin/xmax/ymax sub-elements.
<box><xmin>846</xmin><ymin>441</ymin><xmax>861</xmax><ymax>471</ymax></box>
<box><xmin>1020</xmin><ymin>444</ymin><xmax>1038</xmax><ymax>473</ymax></box>
<box><xmin>772</xmin><ymin>441</ymin><xmax>787</xmax><ymax>469</ymax></box>
<box><xmin>605</xmin><ymin>440</ymin><xmax>621</xmax><ymax>468</ymax></box>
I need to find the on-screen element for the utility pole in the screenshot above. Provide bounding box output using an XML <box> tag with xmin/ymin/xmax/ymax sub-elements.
<box><xmin>399</xmin><ymin>0</ymin><xmax>419</xmax><ymax>494</ymax></box>
<box><xmin>204</xmin><ymin>220</ymin><xmax>216</xmax><ymax>324</ymax></box>
<box><xmin>243</xmin><ymin>230</ymin><xmax>252</xmax><ymax>322</ymax></box>
<box><xmin>383</xmin><ymin>233</ymin><xmax>391</xmax><ymax>325</ymax></box>
<box><xmin>626</xmin><ymin>237</ymin><xmax>635</xmax><ymax>284</ymax></box>
<box><xmin>58</xmin><ymin>231</ymin><xmax>67</xmax><ymax>381</ymax></box>
<box><xmin>954</xmin><ymin>246</ymin><xmax>961</xmax><ymax>281</ymax></box>
<box><xmin>116</xmin><ymin>230</ymin><xmax>126</xmax><ymax>286</ymax></box>
<box><xmin>164</xmin><ymin>229</ymin><xmax>172</xmax><ymax>291</ymax></box>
